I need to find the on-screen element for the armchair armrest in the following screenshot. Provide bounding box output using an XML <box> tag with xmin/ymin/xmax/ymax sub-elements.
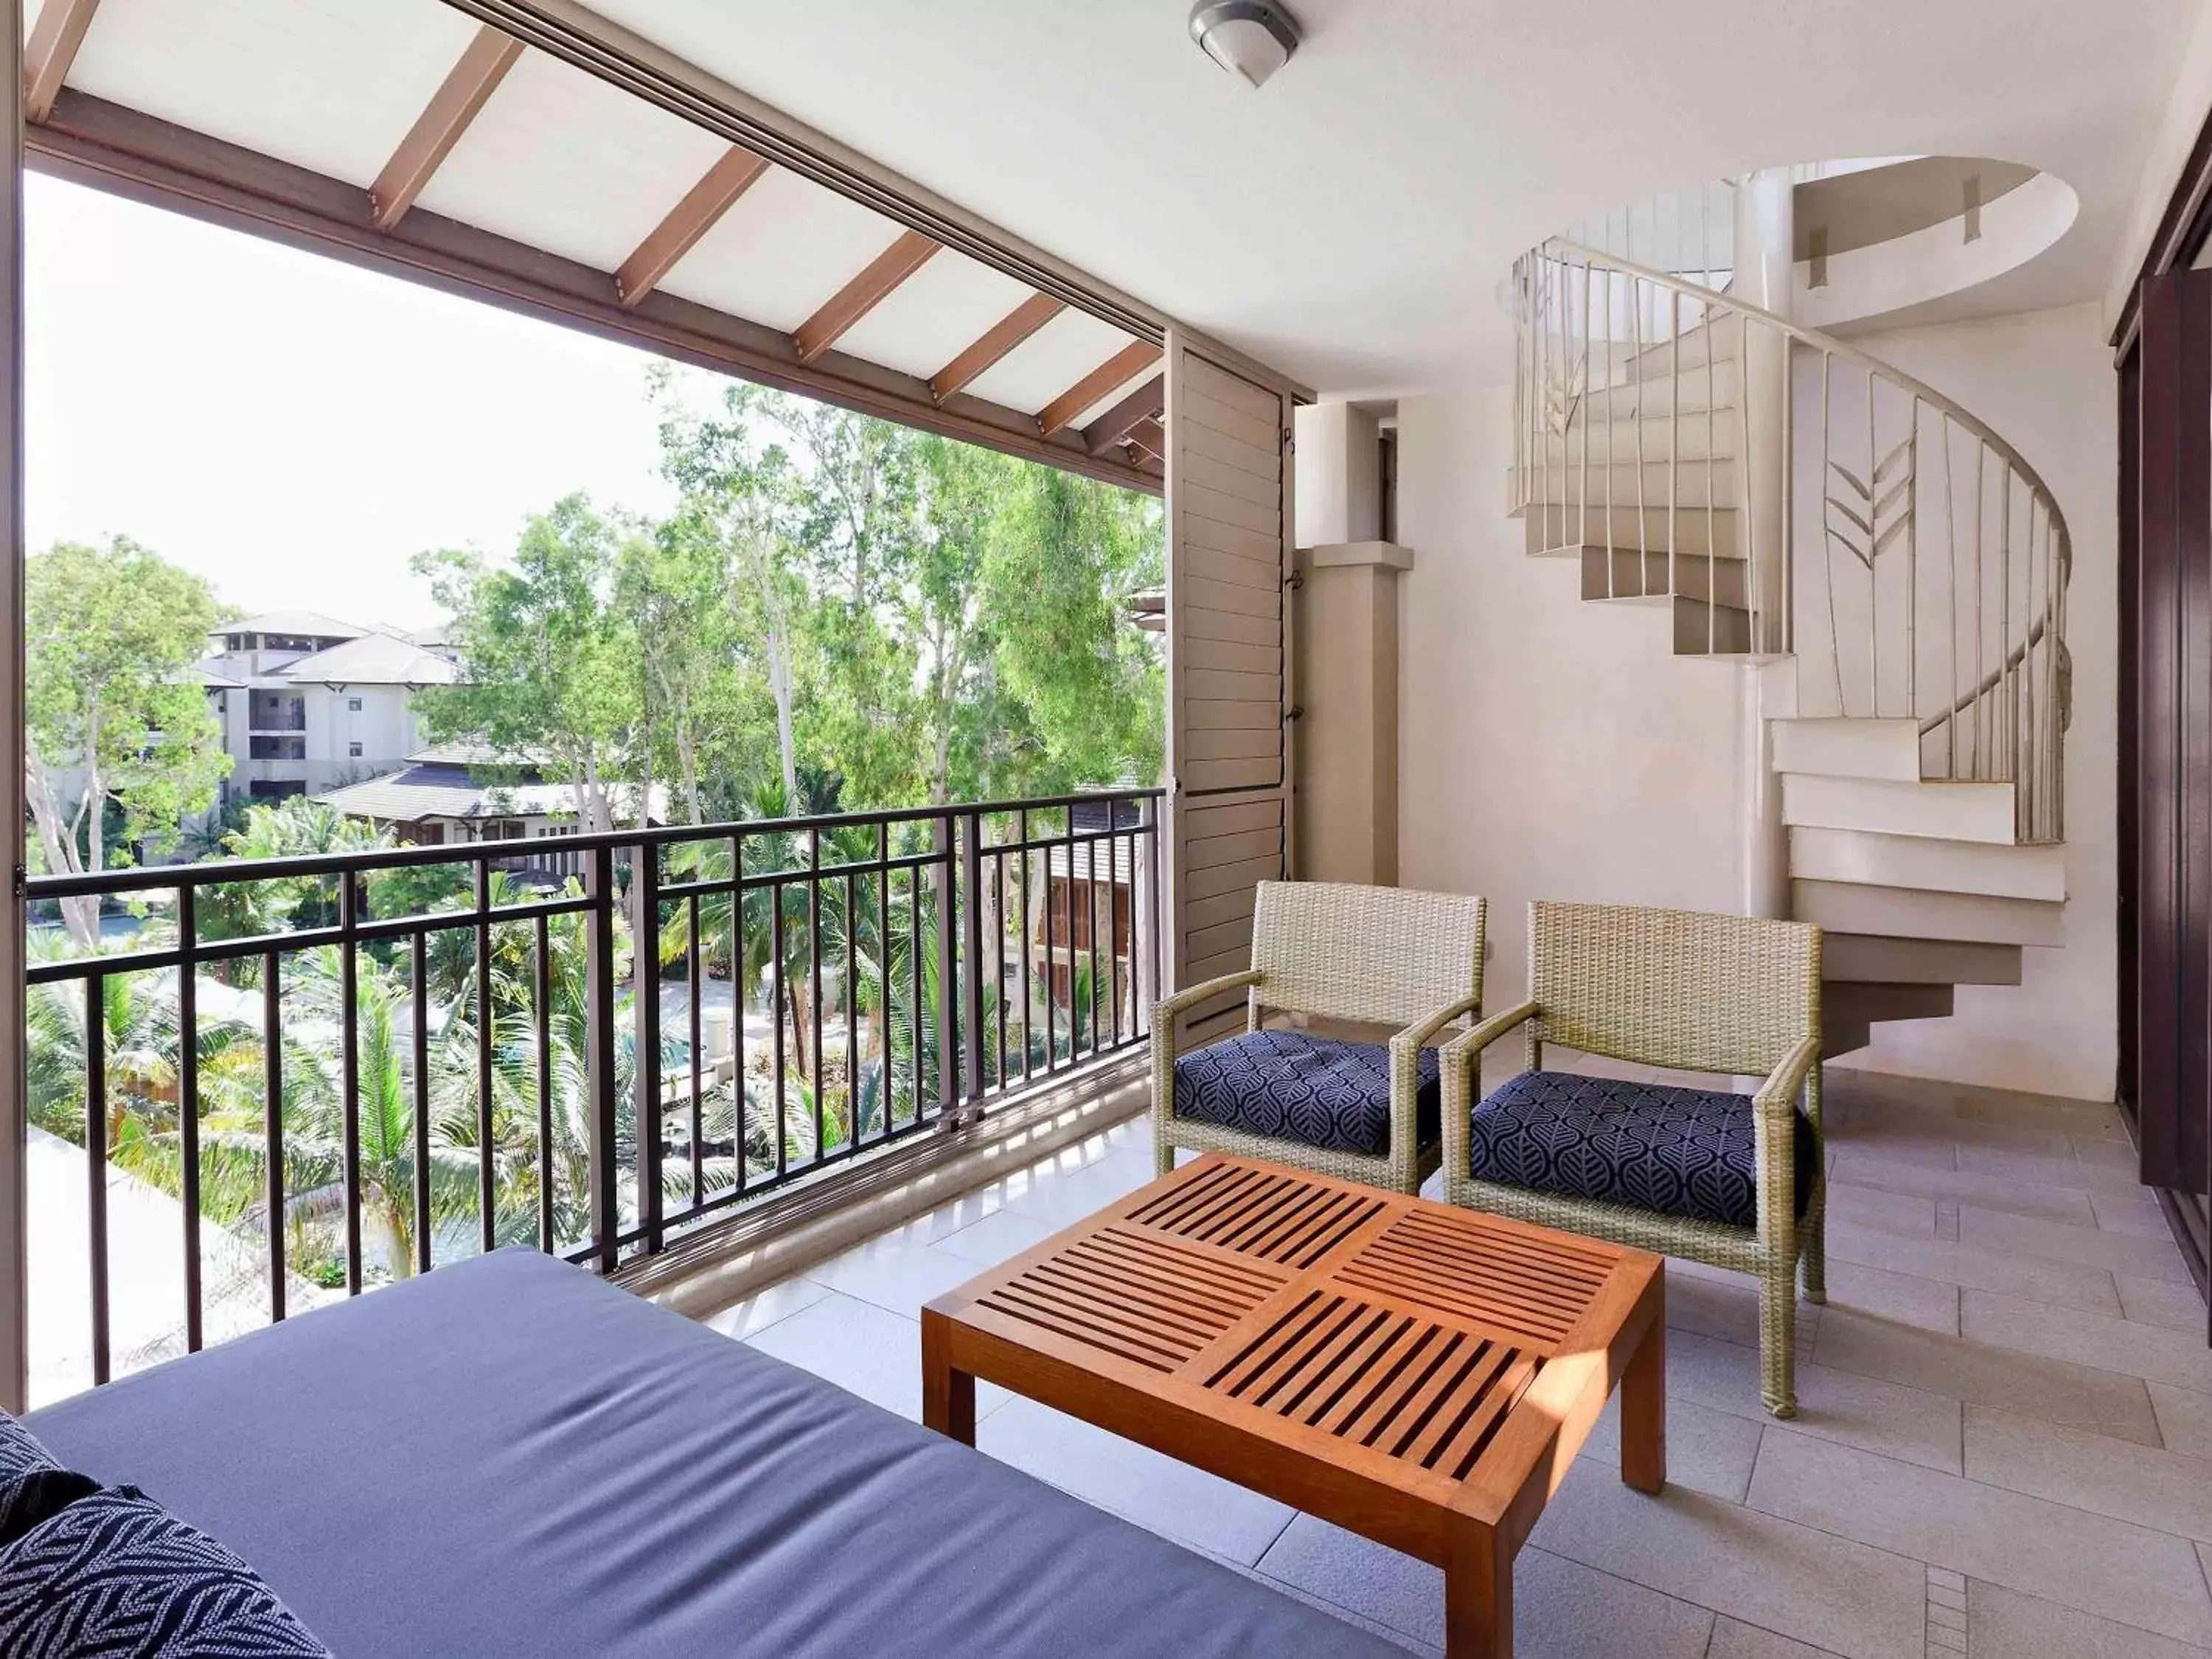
<box><xmin>1151</xmin><ymin>968</ymin><xmax>1265</xmax><ymax>1037</ymax></box>
<box><xmin>1753</xmin><ymin>1034</ymin><xmax>1822</xmax><ymax>1115</ymax></box>
<box><xmin>1438</xmin><ymin>1000</ymin><xmax>1541</xmax><ymax>1192</ymax></box>
<box><xmin>1388</xmin><ymin>992</ymin><xmax>1486</xmax><ymax>1062</ymax></box>
<box><xmin>1750</xmin><ymin>1033</ymin><xmax>1821</xmax><ymax>1251</ymax></box>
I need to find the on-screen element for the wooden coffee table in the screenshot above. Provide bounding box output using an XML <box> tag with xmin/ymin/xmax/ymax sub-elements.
<box><xmin>922</xmin><ymin>1152</ymin><xmax>1665</xmax><ymax>1659</ymax></box>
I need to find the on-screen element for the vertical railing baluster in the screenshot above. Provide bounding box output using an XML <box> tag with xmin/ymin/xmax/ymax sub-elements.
<box><xmin>340</xmin><ymin>872</ymin><xmax>362</xmax><ymax>1294</ymax></box>
<box><xmin>771</xmin><ymin>857</ymin><xmax>788</xmax><ymax>1180</ymax></box>
<box><xmin>993</xmin><ymin>845</ymin><xmax>1007</xmax><ymax>1091</ymax></box>
<box><xmin>877</xmin><ymin>824</ymin><xmax>891</xmax><ymax>1134</ymax></box>
<box><xmin>808</xmin><ymin>828</ymin><xmax>825</xmax><ymax>1160</ymax></box>
<box><xmin>584</xmin><ymin>845</ymin><xmax>619</xmax><ymax>1274</ymax></box>
<box><xmin>177</xmin><ymin>885</ymin><xmax>201</xmax><ymax>1352</ymax></box>
<box><xmin>731</xmin><ymin>833</ymin><xmax>746</xmax><ymax>1187</ymax></box>
<box><xmin>1110</xmin><ymin>824</ymin><xmax>1124</xmax><ymax>1050</ymax></box>
<box><xmin>262</xmin><ymin>950</ymin><xmax>285</xmax><ymax>1321</ymax></box>
<box><xmin>1943</xmin><ymin>413</ymin><xmax>1959</xmax><ymax>777</ymax></box>
<box><xmin>1018</xmin><ymin>810</ymin><xmax>1034</xmax><ymax>1082</ymax></box>
<box><xmin>845</xmin><ymin>865</ymin><xmax>860</xmax><ymax>1142</ymax></box>
<box><xmin>908</xmin><ymin>860</ymin><xmax>923</xmax><ymax>1127</ymax></box>
<box><xmin>84</xmin><ymin>973</ymin><xmax>109</xmax><ymax>1386</ymax></box>
<box><xmin>1086</xmin><ymin>832</ymin><xmax>1102</xmax><ymax>1058</ymax></box>
<box><xmin>473</xmin><ymin>858</ymin><xmax>494</xmax><ymax>1257</ymax></box>
<box><xmin>633</xmin><ymin>846</ymin><xmax>662</xmax><ymax>1252</ymax></box>
<box><xmin>1972</xmin><ymin>444</ymin><xmax>1986</xmax><ymax>779</ymax></box>
<box><xmin>1865</xmin><ymin>371</ymin><xmax>1877</xmax><ymax>714</ymax></box>
<box><xmin>532</xmin><ymin>914</ymin><xmax>551</xmax><ymax>1256</ymax></box>
<box><xmin>960</xmin><ymin>810</ymin><xmax>985</xmax><ymax>1110</ymax></box>
<box><xmin>687</xmin><ymin>891</ymin><xmax>703</xmax><ymax>1201</ymax></box>
<box><xmin>413</xmin><ymin>930</ymin><xmax>431</xmax><ymax>1274</ymax></box>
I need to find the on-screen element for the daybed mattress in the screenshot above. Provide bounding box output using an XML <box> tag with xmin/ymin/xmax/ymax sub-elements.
<box><xmin>27</xmin><ymin>1247</ymin><xmax>1403</xmax><ymax>1658</ymax></box>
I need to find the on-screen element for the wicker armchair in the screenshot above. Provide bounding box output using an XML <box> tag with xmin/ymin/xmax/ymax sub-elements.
<box><xmin>1150</xmin><ymin>881</ymin><xmax>1488</xmax><ymax>1195</ymax></box>
<box><xmin>1439</xmin><ymin>902</ymin><xmax>1823</xmax><ymax>1417</ymax></box>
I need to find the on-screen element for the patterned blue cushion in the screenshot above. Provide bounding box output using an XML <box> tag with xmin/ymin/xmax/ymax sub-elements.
<box><xmin>1467</xmin><ymin>1071</ymin><xmax>1818</xmax><ymax>1230</ymax></box>
<box><xmin>0</xmin><ymin>1413</ymin><xmax>56</xmax><ymax>1486</ymax></box>
<box><xmin>0</xmin><ymin>1413</ymin><xmax>65</xmax><ymax>1550</ymax></box>
<box><xmin>1173</xmin><ymin>1030</ymin><xmax>1439</xmax><ymax>1156</ymax></box>
<box><xmin>0</xmin><ymin>1486</ymin><xmax>332</xmax><ymax>1657</ymax></box>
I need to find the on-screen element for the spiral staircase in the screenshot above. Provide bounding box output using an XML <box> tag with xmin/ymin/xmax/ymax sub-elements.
<box><xmin>1508</xmin><ymin>190</ymin><xmax>2070</xmax><ymax>1057</ymax></box>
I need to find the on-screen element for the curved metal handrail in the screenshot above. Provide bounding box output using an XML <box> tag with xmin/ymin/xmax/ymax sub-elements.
<box><xmin>1543</xmin><ymin>238</ymin><xmax>2072</xmax><ymax>579</ymax></box>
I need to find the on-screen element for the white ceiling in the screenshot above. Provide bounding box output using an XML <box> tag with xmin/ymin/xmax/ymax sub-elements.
<box><xmin>584</xmin><ymin>0</ymin><xmax>2204</xmax><ymax>391</ymax></box>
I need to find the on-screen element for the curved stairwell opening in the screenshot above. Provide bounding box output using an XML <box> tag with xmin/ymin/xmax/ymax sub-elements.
<box><xmin>1508</xmin><ymin>183</ymin><xmax>2071</xmax><ymax>1059</ymax></box>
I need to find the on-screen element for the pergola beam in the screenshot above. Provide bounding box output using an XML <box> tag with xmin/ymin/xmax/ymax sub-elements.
<box><xmin>24</xmin><ymin>0</ymin><xmax>100</xmax><ymax>125</ymax></box>
<box><xmin>794</xmin><ymin>229</ymin><xmax>939</xmax><ymax>364</ymax></box>
<box><xmin>1122</xmin><ymin>417</ymin><xmax>1164</xmax><ymax>462</ymax></box>
<box><xmin>369</xmin><ymin>24</ymin><xmax>524</xmax><ymax>232</ymax></box>
<box><xmin>931</xmin><ymin>292</ymin><xmax>1062</xmax><ymax>404</ymax></box>
<box><xmin>1038</xmin><ymin>342</ymin><xmax>1162</xmax><ymax>439</ymax></box>
<box><xmin>616</xmin><ymin>145</ymin><xmax>769</xmax><ymax>308</ymax></box>
<box><xmin>1082</xmin><ymin>372</ymin><xmax>1164</xmax><ymax>456</ymax></box>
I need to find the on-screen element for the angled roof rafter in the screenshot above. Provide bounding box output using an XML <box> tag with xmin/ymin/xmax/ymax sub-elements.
<box><xmin>615</xmin><ymin>144</ymin><xmax>771</xmax><ymax>307</ymax></box>
<box><xmin>931</xmin><ymin>291</ymin><xmax>1063</xmax><ymax>404</ymax></box>
<box><xmin>24</xmin><ymin>0</ymin><xmax>101</xmax><ymax>125</ymax></box>
<box><xmin>1038</xmin><ymin>342</ymin><xmax>1162</xmax><ymax>439</ymax></box>
<box><xmin>793</xmin><ymin>228</ymin><xmax>939</xmax><ymax>364</ymax></box>
<box><xmin>369</xmin><ymin>24</ymin><xmax>524</xmax><ymax>231</ymax></box>
<box><xmin>1081</xmin><ymin>372</ymin><xmax>1164</xmax><ymax>456</ymax></box>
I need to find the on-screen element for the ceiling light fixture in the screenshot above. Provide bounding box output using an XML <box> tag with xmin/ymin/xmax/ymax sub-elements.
<box><xmin>1188</xmin><ymin>1</ymin><xmax>1300</xmax><ymax>89</ymax></box>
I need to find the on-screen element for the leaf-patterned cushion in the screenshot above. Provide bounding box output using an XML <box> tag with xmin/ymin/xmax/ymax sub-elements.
<box><xmin>1467</xmin><ymin>1070</ymin><xmax>1818</xmax><ymax>1230</ymax></box>
<box><xmin>1172</xmin><ymin>1030</ymin><xmax>1439</xmax><ymax>1157</ymax></box>
<box><xmin>0</xmin><ymin>1486</ymin><xmax>333</xmax><ymax>1658</ymax></box>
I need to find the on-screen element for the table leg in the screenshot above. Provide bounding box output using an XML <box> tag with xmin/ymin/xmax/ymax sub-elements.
<box><xmin>1444</xmin><ymin>1517</ymin><xmax>1513</xmax><ymax>1659</ymax></box>
<box><xmin>1621</xmin><ymin>1281</ymin><xmax>1666</xmax><ymax>1495</ymax></box>
<box><xmin>920</xmin><ymin>1307</ymin><xmax>975</xmax><ymax>1445</ymax></box>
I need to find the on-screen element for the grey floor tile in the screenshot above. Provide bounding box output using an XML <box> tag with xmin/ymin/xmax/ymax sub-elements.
<box><xmin>1669</xmin><ymin>1326</ymin><xmax>1964</xmax><ymax>1472</ymax></box>
<box><xmin>801</xmin><ymin>1229</ymin><xmax>998</xmax><ymax>1318</ymax></box>
<box><xmin>1586</xmin><ymin>1390</ymin><xmax>1767</xmax><ymax>1503</ymax></box>
<box><xmin>1826</xmin><ymin>1150</ymin><xmax>2098</xmax><ymax>1225</ymax></box>
<box><xmin>1256</xmin><ymin>1515</ymin><xmax>1714</xmax><ymax>1658</ymax></box>
<box><xmin>2123</xmin><ymin>1274</ymin><xmax>2211</xmax><ymax>1333</ymax></box>
<box><xmin>1828</xmin><ymin>1220</ymin><xmax>2122</xmax><ymax>1315</ymax></box>
<box><xmin>928</xmin><ymin>1208</ymin><xmax>1064</xmax><ymax>1268</ymax></box>
<box><xmin>700</xmin><ymin>1273</ymin><xmax>832</xmax><ymax>1340</ymax></box>
<box><xmin>1958</xmin><ymin>1204</ymin><xmax>2194</xmax><ymax>1282</ymax></box>
<box><xmin>1968</xmin><ymin>1579</ymin><xmax>2212</xmax><ymax>1658</ymax></box>
<box><xmin>2154</xmin><ymin>1383</ymin><xmax>2212</xmax><ymax>1458</ymax></box>
<box><xmin>977</xmin><ymin>1397</ymin><xmax>1294</xmax><ymax>1565</ymax></box>
<box><xmin>2076</xmin><ymin>1138</ymin><xmax>2142</xmax><ymax>1174</ymax></box>
<box><xmin>1964</xmin><ymin>1403</ymin><xmax>2212</xmax><ymax>1543</ymax></box>
<box><xmin>1528</xmin><ymin>1457</ymin><xmax>1926</xmax><ymax>1659</ymax></box>
<box><xmin>1962</xmin><ymin>1290</ymin><xmax>2212</xmax><ymax>1392</ymax></box>
<box><xmin>742</xmin><ymin>1290</ymin><xmax>1005</xmax><ymax>1422</ymax></box>
<box><xmin>2096</xmin><ymin>1191</ymin><xmax>2185</xmax><ymax>1237</ymax></box>
<box><xmin>1828</xmin><ymin>1126</ymin><xmax>1962</xmax><ymax>1172</ymax></box>
<box><xmin>1849</xmin><ymin>1103</ymin><xmax>2074</xmax><ymax>1158</ymax></box>
<box><xmin>1955</xmin><ymin>1142</ymin><xmax>2162</xmax><ymax>1199</ymax></box>
<box><xmin>1708</xmin><ymin>1617</ymin><xmax>1851</xmax><ymax>1657</ymax></box>
<box><xmin>1812</xmin><ymin>1304</ymin><xmax>2160</xmax><ymax>1444</ymax></box>
<box><xmin>1822</xmin><ymin>1256</ymin><xmax>1963</xmax><ymax>1334</ymax></box>
<box><xmin>1745</xmin><ymin>1427</ymin><xmax>2212</xmax><ymax>1646</ymax></box>
<box><xmin>1824</xmin><ymin>1180</ymin><xmax>1938</xmax><ymax>1239</ymax></box>
<box><xmin>1951</xmin><ymin>1094</ymin><xmax>2132</xmax><ymax>1144</ymax></box>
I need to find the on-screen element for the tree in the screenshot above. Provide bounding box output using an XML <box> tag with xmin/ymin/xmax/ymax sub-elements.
<box><xmin>25</xmin><ymin>538</ymin><xmax>231</xmax><ymax>946</ymax></box>
<box><xmin>412</xmin><ymin>496</ymin><xmax>647</xmax><ymax>835</ymax></box>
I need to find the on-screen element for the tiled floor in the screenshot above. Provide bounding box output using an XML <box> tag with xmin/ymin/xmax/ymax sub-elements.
<box><xmin>698</xmin><ymin>1063</ymin><xmax>2212</xmax><ymax>1658</ymax></box>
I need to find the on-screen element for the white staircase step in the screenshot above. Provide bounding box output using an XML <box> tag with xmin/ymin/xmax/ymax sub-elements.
<box><xmin>1824</xmin><ymin>932</ymin><xmax>2023</xmax><ymax>986</ymax></box>
<box><xmin>1781</xmin><ymin>773</ymin><xmax>2017</xmax><ymax>845</ymax></box>
<box><xmin>1525</xmin><ymin>504</ymin><xmax>1737</xmax><ymax>558</ymax></box>
<box><xmin>1509</xmin><ymin>459</ymin><xmax>1740</xmax><ymax>510</ymax></box>
<box><xmin>1530</xmin><ymin>414</ymin><xmax>1737</xmax><ymax>463</ymax></box>
<box><xmin>1621</xmin><ymin>319</ymin><xmax>1738</xmax><ymax>377</ymax></box>
<box><xmin>1583</xmin><ymin>360</ymin><xmax>1740</xmax><ymax>414</ymax></box>
<box><xmin>1584</xmin><ymin>548</ymin><xmax>1745</xmax><ymax>608</ymax></box>
<box><xmin>1792</xmin><ymin>878</ymin><xmax>2065</xmax><ymax>947</ymax></box>
<box><xmin>1770</xmin><ymin>717</ymin><xmax>1922</xmax><ymax>782</ymax></box>
<box><xmin>1824</xmin><ymin>981</ymin><xmax>1955</xmax><ymax>1028</ymax></box>
<box><xmin>1790</xmin><ymin>826</ymin><xmax>2067</xmax><ymax>902</ymax></box>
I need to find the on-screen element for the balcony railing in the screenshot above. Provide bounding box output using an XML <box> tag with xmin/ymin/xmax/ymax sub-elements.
<box><xmin>24</xmin><ymin>788</ymin><xmax>1161</xmax><ymax>1396</ymax></box>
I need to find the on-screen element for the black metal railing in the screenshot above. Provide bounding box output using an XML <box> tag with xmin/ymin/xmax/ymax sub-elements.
<box><xmin>24</xmin><ymin>788</ymin><xmax>1161</xmax><ymax>1391</ymax></box>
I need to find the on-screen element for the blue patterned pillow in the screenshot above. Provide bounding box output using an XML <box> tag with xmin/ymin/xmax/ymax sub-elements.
<box><xmin>0</xmin><ymin>1486</ymin><xmax>332</xmax><ymax>1658</ymax></box>
<box><xmin>0</xmin><ymin>1413</ymin><xmax>66</xmax><ymax>1550</ymax></box>
<box><xmin>0</xmin><ymin>1412</ymin><xmax>56</xmax><ymax>1485</ymax></box>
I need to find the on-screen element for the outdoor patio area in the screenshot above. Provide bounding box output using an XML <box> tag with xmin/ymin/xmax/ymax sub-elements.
<box><xmin>705</xmin><ymin>1062</ymin><xmax>2211</xmax><ymax>1659</ymax></box>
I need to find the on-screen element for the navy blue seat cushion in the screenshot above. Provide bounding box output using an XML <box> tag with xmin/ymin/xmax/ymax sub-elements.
<box><xmin>1173</xmin><ymin>1029</ymin><xmax>1439</xmax><ymax>1156</ymax></box>
<box><xmin>0</xmin><ymin>1414</ymin><xmax>55</xmax><ymax>1486</ymax></box>
<box><xmin>0</xmin><ymin>1413</ymin><xmax>65</xmax><ymax>1550</ymax></box>
<box><xmin>0</xmin><ymin>1485</ymin><xmax>332</xmax><ymax>1657</ymax></box>
<box><xmin>1467</xmin><ymin>1070</ymin><xmax>1819</xmax><ymax>1230</ymax></box>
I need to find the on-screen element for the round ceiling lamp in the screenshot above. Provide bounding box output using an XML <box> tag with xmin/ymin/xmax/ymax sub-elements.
<box><xmin>1188</xmin><ymin>1</ymin><xmax>1300</xmax><ymax>88</ymax></box>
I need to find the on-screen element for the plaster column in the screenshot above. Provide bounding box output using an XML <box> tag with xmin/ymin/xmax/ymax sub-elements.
<box><xmin>1733</xmin><ymin>170</ymin><xmax>1795</xmax><ymax>920</ymax></box>
<box><xmin>1293</xmin><ymin>542</ymin><xmax>1411</xmax><ymax>886</ymax></box>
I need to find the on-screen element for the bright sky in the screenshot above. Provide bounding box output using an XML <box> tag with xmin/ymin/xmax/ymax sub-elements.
<box><xmin>26</xmin><ymin>173</ymin><xmax>690</xmax><ymax>632</ymax></box>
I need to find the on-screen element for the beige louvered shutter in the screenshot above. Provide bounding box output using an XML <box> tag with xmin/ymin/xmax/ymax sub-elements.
<box><xmin>1164</xmin><ymin>330</ymin><xmax>1295</xmax><ymax>1044</ymax></box>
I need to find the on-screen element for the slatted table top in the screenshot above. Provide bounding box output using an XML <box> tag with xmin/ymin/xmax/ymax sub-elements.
<box><xmin>924</xmin><ymin>1152</ymin><xmax>1666</xmax><ymax>1567</ymax></box>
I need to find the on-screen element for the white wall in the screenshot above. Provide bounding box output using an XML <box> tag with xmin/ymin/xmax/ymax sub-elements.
<box><xmin>1392</xmin><ymin>300</ymin><xmax>2115</xmax><ymax>1104</ymax></box>
<box><xmin>1836</xmin><ymin>302</ymin><xmax>2117</xmax><ymax>1103</ymax></box>
<box><xmin>1394</xmin><ymin>384</ymin><xmax>1746</xmax><ymax>1052</ymax></box>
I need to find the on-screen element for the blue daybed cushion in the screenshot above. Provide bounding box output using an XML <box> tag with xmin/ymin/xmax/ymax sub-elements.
<box><xmin>1174</xmin><ymin>1029</ymin><xmax>1441</xmax><ymax>1155</ymax></box>
<box><xmin>1469</xmin><ymin>1070</ymin><xmax>1820</xmax><ymax>1229</ymax></box>
<box><xmin>27</xmin><ymin>1249</ymin><xmax>1405</xmax><ymax>1659</ymax></box>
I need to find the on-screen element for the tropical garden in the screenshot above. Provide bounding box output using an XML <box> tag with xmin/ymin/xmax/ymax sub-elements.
<box><xmin>23</xmin><ymin>367</ymin><xmax>1164</xmax><ymax>1296</ymax></box>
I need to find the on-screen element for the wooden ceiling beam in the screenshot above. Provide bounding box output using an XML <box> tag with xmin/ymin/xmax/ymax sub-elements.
<box><xmin>369</xmin><ymin>24</ymin><xmax>524</xmax><ymax>232</ymax></box>
<box><xmin>1122</xmin><ymin>417</ymin><xmax>1164</xmax><ymax>462</ymax></box>
<box><xmin>1039</xmin><ymin>342</ymin><xmax>1162</xmax><ymax>439</ymax></box>
<box><xmin>1082</xmin><ymin>372</ymin><xmax>1165</xmax><ymax>456</ymax></box>
<box><xmin>794</xmin><ymin>229</ymin><xmax>939</xmax><ymax>364</ymax></box>
<box><xmin>931</xmin><ymin>292</ymin><xmax>1063</xmax><ymax>404</ymax></box>
<box><xmin>24</xmin><ymin>0</ymin><xmax>101</xmax><ymax>125</ymax></box>
<box><xmin>616</xmin><ymin>145</ymin><xmax>770</xmax><ymax>308</ymax></box>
